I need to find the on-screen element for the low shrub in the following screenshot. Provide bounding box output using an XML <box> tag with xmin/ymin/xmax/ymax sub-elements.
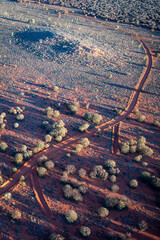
<box><xmin>79</xmin><ymin>123</ymin><xmax>90</xmax><ymax>132</ymax></box>
<box><xmin>12</xmin><ymin>167</ymin><xmax>18</xmax><ymax>173</ymax></box>
<box><xmin>67</xmin><ymin>100</ymin><xmax>80</xmax><ymax>114</ymax></box>
<box><xmin>73</xmin><ymin>143</ymin><xmax>83</xmax><ymax>154</ymax></box>
<box><xmin>72</xmin><ymin>189</ymin><xmax>83</xmax><ymax>202</ymax></box>
<box><xmin>11</xmin><ymin>210</ymin><xmax>21</xmax><ymax>220</ymax></box>
<box><xmin>53</xmin><ymin>86</ymin><xmax>59</xmax><ymax>92</ymax></box>
<box><xmin>14</xmin><ymin>153</ymin><xmax>23</xmax><ymax>165</ymax></box>
<box><xmin>109</xmin><ymin>175</ymin><xmax>116</xmax><ymax>183</ymax></box>
<box><xmin>16</xmin><ymin>114</ymin><xmax>24</xmax><ymax>120</ymax></box>
<box><xmin>129</xmin><ymin>179</ymin><xmax>138</xmax><ymax>188</ymax></box>
<box><xmin>65</xmin><ymin>210</ymin><xmax>78</xmax><ymax>223</ymax></box>
<box><xmin>97</xmin><ymin>207</ymin><xmax>109</xmax><ymax>217</ymax></box>
<box><xmin>137</xmin><ymin>115</ymin><xmax>145</xmax><ymax>122</ymax></box>
<box><xmin>117</xmin><ymin>200</ymin><xmax>126</xmax><ymax>211</ymax></box>
<box><xmin>80</xmin><ymin>226</ymin><xmax>91</xmax><ymax>237</ymax></box>
<box><xmin>104</xmin><ymin>160</ymin><xmax>116</xmax><ymax>168</ymax></box>
<box><xmin>134</xmin><ymin>155</ymin><xmax>142</xmax><ymax>162</ymax></box>
<box><xmin>36</xmin><ymin>141</ymin><xmax>45</xmax><ymax>150</ymax></box>
<box><xmin>65</xmin><ymin>165</ymin><xmax>76</xmax><ymax>174</ymax></box>
<box><xmin>61</xmin><ymin>172</ymin><xmax>68</xmax><ymax>183</ymax></box>
<box><xmin>20</xmin><ymin>145</ymin><xmax>27</xmax><ymax>152</ymax></box>
<box><xmin>49</xmin><ymin>233</ymin><xmax>65</xmax><ymax>240</ymax></box>
<box><xmin>45</xmin><ymin>134</ymin><xmax>52</xmax><ymax>143</ymax></box>
<box><xmin>37</xmin><ymin>167</ymin><xmax>47</xmax><ymax>177</ymax></box>
<box><xmin>141</xmin><ymin>146</ymin><xmax>153</xmax><ymax>157</ymax></box>
<box><xmin>140</xmin><ymin>171</ymin><xmax>151</xmax><ymax>181</ymax></box>
<box><xmin>138</xmin><ymin>220</ymin><xmax>148</xmax><ymax>232</ymax></box>
<box><xmin>111</xmin><ymin>184</ymin><xmax>119</xmax><ymax>193</ymax></box>
<box><xmin>151</xmin><ymin>176</ymin><xmax>160</xmax><ymax>188</ymax></box>
<box><xmin>14</xmin><ymin>122</ymin><xmax>19</xmax><ymax>128</ymax></box>
<box><xmin>84</xmin><ymin>112</ymin><xmax>102</xmax><ymax>124</ymax></box>
<box><xmin>63</xmin><ymin>184</ymin><xmax>73</xmax><ymax>199</ymax></box>
<box><xmin>23</xmin><ymin>150</ymin><xmax>32</xmax><ymax>159</ymax></box>
<box><xmin>78</xmin><ymin>184</ymin><xmax>88</xmax><ymax>194</ymax></box>
<box><xmin>153</xmin><ymin>120</ymin><xmax>160</xmax><ymax>127</ymax></box>
<box><xmin>0</xmin><ymin>141</ymin><xmax>8</xmax><ymax>152</ymax></box>
<box><xmin>80</xmin><ymin>138</ymin><xmax>90</xmax><ymax>148</ymax></box>
<box><xmin>45</xmin><ymin>160</ymin><xmax>54</xmax><ymax>170</ymax></box>
<box><xmin>90</xmin><ymin>165</ymin><xmax>108</xmax><ymax>180</ymax></box>
<box><xmin>78</xmin><ymin>168</ymin><xmax>87</xmax><ymax>178</ymax></box>
<box><xmin>105</xmin><ymin>194</ymin><xmax>119</xmax><ymax>208</ymax></box>
<box><xmin>8</xmin><ymin>107</ymin><xmax>17</xmax><ymax>114</ymax></box>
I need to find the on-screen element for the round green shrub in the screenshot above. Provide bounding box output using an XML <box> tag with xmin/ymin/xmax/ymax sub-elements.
<box><xmin>137</xmin><ymin>115</ymin><xmax>145</xmax><ymax>122</ymax></box>
<box><xmin>16</xmin><ymin>114</ymin><xmax>24</xmax><ymax>120</ymax></box>
<box><xmin>129</xmin><ymin>179</ymin><xmax>138</xmax><ymax>188</ymax></box>
<box><xmin>45</xmin><ymin>160</ymin><xmax>54</xmax><ymax>170</ymax></box>
<box><xmin>14</xmin><ymin>122</ymin><xmax>19</xmax><ymax>128</ymax></box>
<box><xmin>65</xmin><ymin>210</ymin><xmax>78</xmax><ymax>223</ymax></box>
<box><xmin>97</xmin><ymin>207</ymin><xmax>109</xmax><ymax>217</ymax></box>
<box><xmin>78</xmin><ymin>168</ymin><xmax>87</xmax><ymax>178</ymax></box>
<box><xmin>80</xmin><ymin>138</ymin><xmax>90</xmax><ymax>148</ymax></box>
<box><xmin>80</xmin><ymin>226</ymin><xmax>91</xmax><ymax>237</ymax></box>
<box><xmin>79</xmin><ymin>123</ymin><xmax>90</xmax><ymax>132</ymax></box>
<box><xmin>37</xmin><ymin>167</ymin><xmax>47</xmax><ymax>177</ymax></box>
<box><xmin>104</xmin><ymin>160</ymin><xmax>116</xmax><ymax>168</ymax></box>
<box><xmin>0</xmin><ymin>141</ymin><xmax>8</xmax><ymax>152</ymax></box>
<box><xmin>14</xmin><ymin>153</ymin><xmax>23</xmax><ymax>165</ymax></box>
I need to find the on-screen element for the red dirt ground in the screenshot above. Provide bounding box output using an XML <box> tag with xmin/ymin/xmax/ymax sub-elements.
<box><xmin>0</xmin><ymin>1</ymin><xmax>160</xmax><ymax>240</ymax></box>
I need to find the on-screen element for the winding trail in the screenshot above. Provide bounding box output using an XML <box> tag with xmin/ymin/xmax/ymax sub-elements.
<box><xmin>30</xmin><ymin>168</ymin><xmax>52</xmax><ymax>218</ymax></box>
<box><xmin>111</xmin><ymin>123</ymin><xmax>120</xmax><ymax>155</ymax></box>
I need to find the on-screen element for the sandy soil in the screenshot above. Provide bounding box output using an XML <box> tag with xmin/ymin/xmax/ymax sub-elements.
<box><xmin>0</xmin><ymin>0</ymin><xmax>160</xmax><ymax>239</ymax></box>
